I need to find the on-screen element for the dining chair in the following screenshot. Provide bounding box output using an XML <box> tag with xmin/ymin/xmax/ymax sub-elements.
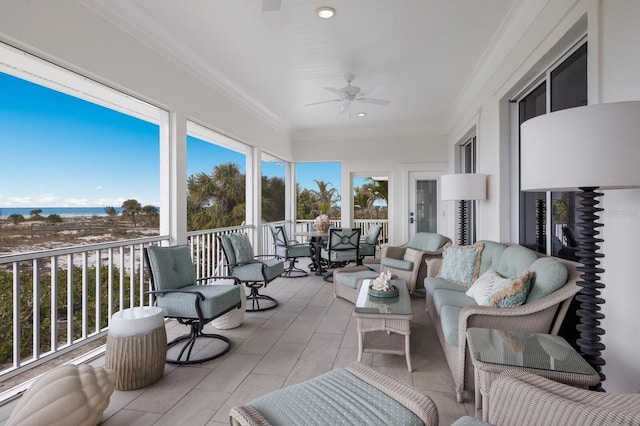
<box><xmin>320</xmin><ymin>228</ymin><xmax>361</xmax><ymax>281</ymax></box>
<box><xmin>270</xmin><ymin>224</ymin><xmax>312</xmax><ymax>277</ymax></box>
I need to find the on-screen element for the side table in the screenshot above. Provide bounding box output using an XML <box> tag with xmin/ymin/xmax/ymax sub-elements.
<box><xmin>466</xmin><ymin>327</ymin><xmax>600</xmax><ymax>422</ymax></box>
<box><xmin>105</xmin><ymin>306</ymin><xmax>167</xmax><ymax>390</ymax></box>
<box><xmin>353</xmin><ymin>279</ymin><xmax>414</xmax><ymax>371</ymax></box>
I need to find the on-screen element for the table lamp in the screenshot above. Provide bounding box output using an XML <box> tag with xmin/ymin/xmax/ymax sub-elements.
<box><xmin>441</xmin><ymin>173</ymin><xmax>487</xmax><ymax>245</ymax></box>
<box><xmin>520</xmin><ymin>100</ymin><xmax>640</xmax><ymax>386</ymax></box>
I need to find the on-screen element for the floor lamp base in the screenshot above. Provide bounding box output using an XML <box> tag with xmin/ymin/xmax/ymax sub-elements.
<box><xmin>575</xmin><ymin>186</ymin><xmax>606</xmax><ymax>389</ymax></box>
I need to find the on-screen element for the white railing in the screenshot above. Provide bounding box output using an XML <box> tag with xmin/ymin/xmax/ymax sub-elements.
<box><xmin>0</xmin><ymin>235</ymin><xmax>169</xmax><ymax>380</ymax></box>
<box><xmin>0</xmin><ymin>219</ymin><xmax>389</xmax><ymax>381</ymax></box>
<box><xmin>294</xmin><ymin>219</ymin><xmax>389</xmax><ymax>244</ymax></box>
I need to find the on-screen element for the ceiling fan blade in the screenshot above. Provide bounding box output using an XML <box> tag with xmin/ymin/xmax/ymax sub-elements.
<box><xmin>304</xmin><ymin>99</ymin><xmax>342</xmax><ymax>106</ymax></box>
<box><xmin>261</xmin><ymin>0</ymin><xmax>281</xmax><ymax>11</ymax></box>
<box><xmin>339</xmin><ymin>102</ymin><xmax>350</xmax><ymax>114</ymax></box>
<box><xmin>358</xmin><ymin>97</ymin><xmax>391</xmax><ymax>106</ymax></box>
<box><xmin>324</xmin><ymin>87</ymin><xmax>346</xmax><ymax>97</ymax></box>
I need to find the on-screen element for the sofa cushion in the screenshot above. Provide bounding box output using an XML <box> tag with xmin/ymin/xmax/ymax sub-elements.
<box><xmin>440</xmin><ymin>305</ymin><xmax>462</xmax><ymax>346</ymax></box>
<box><xmin>425</xmin><ymin>277</ymin><xmax>469</xmax><ymax>296</ymax></box>
<box><xmin>477</xmin><ymin>241</ymin><xmax>508</xmax><ymax>276</ymax></box>
<box><xmin>381</xmin><ymin>256</ymin><xmax>412</xmax><ymax>271</ymax></box>
<box><xmin>433</xmin><ymin>289</ymin><xmax>476</xmax><ymax>316</ymax></box>
<box><xmin>495</xmin><ymin>245</ymin><xmax>538</xmax><ymax>278</ymax></box>
<box><xmin>465</xmin><ymin>270</ymin><xmax>508</xmax><ymax>305</ymax></box>
<box><xmin>437</xmin><ymin>243</ymin><xmax>484</xmax><ymax>287</ymax></box>
<box><xmin>526</xmin><ymin>257</ymin><xmax>569</xmax><ymax>302</ymax></box>
<box><xmin>488</xmin><ymin>269</ymin><xmax>534</xmax><ymax>308</ymax></box>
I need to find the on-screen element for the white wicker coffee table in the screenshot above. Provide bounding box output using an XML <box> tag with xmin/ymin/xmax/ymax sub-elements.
<box><xmin>353</xmin><ymin>279</ymin><xmax>414</xmax><ymax>371</ymax></box>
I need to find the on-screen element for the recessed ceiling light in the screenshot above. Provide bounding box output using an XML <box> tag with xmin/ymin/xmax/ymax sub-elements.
<box><xmin>357</xmin><ymin>112</ymin><xmax>367</xmax><ymax>117</ymax></box>
<box><xmin>316</xmin><ymin>7</ymin><xmax>336</xmax><ymax>19</ymax></box>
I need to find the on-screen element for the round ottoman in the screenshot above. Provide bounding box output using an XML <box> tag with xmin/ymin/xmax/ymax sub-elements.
<box><xmin>212</xmin><ymin>286</ymin><xmax>246</xmax><ymax>329</ymax></box>
<box><xmin>105</xmin><ymin>306</ymin><xmax>167</xmax><ymax>390</ymax></box>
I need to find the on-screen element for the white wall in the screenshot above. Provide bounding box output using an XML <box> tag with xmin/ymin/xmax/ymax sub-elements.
<box><xmin>447</xmin><ymin>0</ymin><xmax>640</xmax><ymax>392</ymax></box>
<box><xmin>294</xmin><ymin>135</ymin><xmax>448</xmax><ymax>245</ymax></box>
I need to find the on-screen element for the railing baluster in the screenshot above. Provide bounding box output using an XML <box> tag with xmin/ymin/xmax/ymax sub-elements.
<box><xmin>67</xmin><ymin>253</ymin><xmax>73</xmax><ymax>346</ymax></box>
<box><xmin>32</xmin><ymin>258</ymin><xmax>40</xmax><ymax>361</ymax></box>
<box><xmin>51</xmin><ymin>256</ymin><xmax>58</xmax><ymax>352</ymax></box>
<box><xmin>12</xmin><ymin>262</ymin><xmax>20</xmax><ymax>369</ymax></box>
<box><xmin>82</xmin><ymin>252</ymin><xmax>88</xmax><ymax>339</ymax></box>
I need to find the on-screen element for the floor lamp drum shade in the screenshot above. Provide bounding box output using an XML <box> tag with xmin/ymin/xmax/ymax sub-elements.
<box><xmin>440</xmin><ymin>173</ymin><xmax>487</xmax><ymax>201</ymax></box>
<box><xmin>520</xmin><ymin>100</ymin><xmax>640</xmax><ymax>388</ymax></box>
<box><xmin>520</xmin><ymin>101</ymin><xmax>640</xmax><ymax>192</ymax></box>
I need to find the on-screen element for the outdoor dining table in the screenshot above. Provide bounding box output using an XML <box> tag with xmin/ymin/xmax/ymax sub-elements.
<box><xmin>292</xmin><ymin>230</ymin><xmax>328</xmax><ymax>276</ymax></box>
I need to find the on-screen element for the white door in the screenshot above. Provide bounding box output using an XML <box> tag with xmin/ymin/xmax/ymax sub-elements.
<box><xmin>408</xmin><ymin>171</ymin><xmax>442</xmax><ymax>240</ymax></box>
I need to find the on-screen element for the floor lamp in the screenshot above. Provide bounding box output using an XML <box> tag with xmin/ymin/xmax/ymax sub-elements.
<box><xmin>520</xmin><ymin>101</ymin><xmax>640</xmax><ymax>387</ymax></box>
<box><xmin>441</xmin><ymin>173</ymin><xmax>487</xmax><ymax>245</ymax></box>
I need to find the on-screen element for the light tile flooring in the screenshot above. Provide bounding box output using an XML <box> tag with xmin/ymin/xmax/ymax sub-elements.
<box><xmin>0</xmin><ymin>268</ymin><xmax>476</xmax><ymax>425</ymax></box>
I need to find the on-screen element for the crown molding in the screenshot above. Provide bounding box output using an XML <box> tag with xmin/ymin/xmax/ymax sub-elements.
<box><xmin>79</xmin><ymin>0</ymin><xmax>292</xmax><ymax>137</ymax></box>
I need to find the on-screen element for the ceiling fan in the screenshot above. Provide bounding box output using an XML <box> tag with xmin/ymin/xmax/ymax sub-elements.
<box><xmin>304</xmin><ymin>74</ymin><xmax>391</xmax><ymax>114</ymax></box>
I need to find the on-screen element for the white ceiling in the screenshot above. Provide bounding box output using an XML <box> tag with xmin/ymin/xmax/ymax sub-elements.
<box><xmin>82</xmin><ymin>0</ymin><xmax>516</xmax><ymax>140</ymax></box>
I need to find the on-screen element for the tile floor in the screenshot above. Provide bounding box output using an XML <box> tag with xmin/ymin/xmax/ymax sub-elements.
<box><xmin>0</xmin><ymin>267</ymin><xmax>476</xmax><ymax>425</ymax></box>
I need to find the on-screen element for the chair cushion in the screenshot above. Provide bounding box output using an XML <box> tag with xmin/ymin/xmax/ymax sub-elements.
<box><xmin>146</xmin><ymin>245</ymin><xmax>196</xmax><ymax>291</ymax></box>
<box><xmin>437</xmin><ymin>243</ymin><xmax>484</xmax><ymax>287</ymax></box>
<box><xmin>247</xmin><ymin>367</ymin><xmax>423</xmax><ymax>426</ymax></box>
<box><xmin>322</xmin><ymin>248</ymin><xmax>358</xmax><ymax>262</ymax></box>
<box><xmin>381</xmin><ymin>257</ymin><xmax>412</xmax><ymax>271</ymax></box>
<box><xmin>285</xmin><ymin>244</ymin><xmax>312</xmax><ymax>258</ymax></box>
<box><xmin>359</xmin><ymin>243</ymin><xmax>376</xmax><ymax>257</ymax></box>
<box><xmin>408</xmin><ymin>232</ymin><xmax>445</xmax><ymax>251</ymax></box>
<box><xmin>156</xmin><ymin>283</ymin><xmax>241</xmax><ymax>319</ymax></box>
<box><xmin>335</xmin><ymin>270</ymin><xmax>380</xmax><ymax>289</ymax></box>
<box><xmin>228</xmin><ymin>233</ymin><xmax>255</xmax><ymax>263</ymax></box>
<box><xmin>440</xmin><ymin>305</ymin><xmax>463</xmax><ymax>346</ymax></box>
<box><xmin>433</xmin><ymin>289</ymin><xmax>476</xmax><ymax>316</ymax></box>
<box><xmin>526</xmin><ymin>257</ymin><xmax>568</xmax><ymax>302</ymax></box>
<box><xmin>364</xmin><ymin>225</ymin><xmax>381</xmax><ymax>244</ymax></box>
<box><xmin>232</xmin><ymin>259</ymin><xmax>284</xmax><ymax>282</ymax></box>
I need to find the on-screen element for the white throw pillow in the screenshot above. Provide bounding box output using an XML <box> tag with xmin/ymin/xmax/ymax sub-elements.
<box><xmin>466</xmin><ymin>270</ymin><xmax>509</xmax><ymax>305</ymax></box>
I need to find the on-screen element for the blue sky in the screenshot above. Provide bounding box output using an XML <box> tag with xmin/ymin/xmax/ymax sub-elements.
<box><xmin>0</xmin><ymin>71</ymin><xmax>340</xmax><ymax>208</ymax></box>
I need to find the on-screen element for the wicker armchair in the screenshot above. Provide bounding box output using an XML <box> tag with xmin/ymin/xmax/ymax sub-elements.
<box><xmin>453</xmin><ymin>369</ymin><xmax>640</xmax><ymax>425</ymax></box>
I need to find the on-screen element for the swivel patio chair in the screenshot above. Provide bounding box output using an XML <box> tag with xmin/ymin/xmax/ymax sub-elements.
<box><xmin>144</xmin><ymin>245</ymin><xmax>242</xmax><ymax>365</ymax></box>
<box><xmin>320</xmin><ymin>227</ymin><xmax>361</xmax><ymax>281</ymax></box>
<box><xmin>358</xmin><ymin>224</ymin><xmax>382</xmax><ymax>266</ymax></box>
<box><xmin>270</xmin><ymin>224</ymin><xmax>312</xmax><ymax>277</ymax></box>
<box><xmin>219</xmin><ymin>233</ymin><xmax>284</xmax><ymax>311</ymax></box>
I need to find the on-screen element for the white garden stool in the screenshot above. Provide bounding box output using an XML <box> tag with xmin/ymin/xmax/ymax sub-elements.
<box><xmin>212</xmin><ymin>285</ymin><xmax>246</xmax><ymax>329</ymax></box>
<box><xmin>105</xmin><ymin>306</ymin><xmax>167</xmax><ymax>390</ymax></box>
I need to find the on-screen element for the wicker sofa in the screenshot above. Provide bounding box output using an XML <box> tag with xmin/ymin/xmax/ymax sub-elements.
<box><xmin>425</xmin><ymin>240</ymin><xmax>581</xmax><ymax>402</ymax></box>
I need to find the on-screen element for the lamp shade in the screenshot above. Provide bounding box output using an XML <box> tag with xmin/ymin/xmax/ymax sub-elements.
<box><xmin>520</xmin><ymin>101</ymin><xmax>640</xmax><ymax>192</ymax></box>
<box><xmin>441</xmin><ymin>173</ymin><xmax>487</xmax><ymax>201</ymax></box>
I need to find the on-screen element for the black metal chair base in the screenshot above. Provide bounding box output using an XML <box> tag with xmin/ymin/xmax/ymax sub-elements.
<box><xmin>281</xmin><ymin>259</ymin><xmax>309</xmax><ymax>278</ymax></box>
<box><xmin>246</xmin><ymin>285</ymin><xmax>278</xmax><ymax>311</ymax></box>
<box><xmin>166</xmin><ymin>326</ymin><xmax>231</xmax><ymax>365</ymax></box>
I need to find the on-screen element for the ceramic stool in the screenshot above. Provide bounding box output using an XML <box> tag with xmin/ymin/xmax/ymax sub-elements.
<box><xmin>105</xmin><ymin>306</ymin><xmax>167</xmax><ymax>390</ymax></box>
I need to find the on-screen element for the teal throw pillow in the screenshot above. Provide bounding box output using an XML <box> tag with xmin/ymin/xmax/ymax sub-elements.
<box><xmin>488</xmin><ymin>269</ymin><xmax>535</xmax><ymax>308</ymax></box>
<box><xmin>436</xmin><ymin>242</ymin><xmax>484</xmax><ymax>287</ymax></box>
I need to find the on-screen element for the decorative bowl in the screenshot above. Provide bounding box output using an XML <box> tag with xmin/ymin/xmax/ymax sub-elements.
<box><xmin>368</xmin><ymin>284</ymin><xmax>399</xmax><ymax>298</ymax></box>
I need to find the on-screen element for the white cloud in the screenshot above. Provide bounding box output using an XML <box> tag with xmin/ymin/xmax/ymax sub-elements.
<box><xmin>6</xmin><ymin>196</ymin><xmax>32</xmax><ymax>206</ymax></box>
<box><xmin>37</xmin><ymin>194</ymin><xmax>60</xmax><ymax>206</ymax></box>
<box><xmin>64</xmin><ymin>198</ymin><xmax>91</xmax><ymax>207</ymax></box>
<box><xmin>95</xmin><ymin>197</ymin><xmax>126</xmax><ymax>206</ymax></box>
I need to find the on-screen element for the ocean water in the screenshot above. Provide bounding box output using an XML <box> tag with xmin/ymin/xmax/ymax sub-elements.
<box><xmin>0</xmin><ymin>207</ymin><xmax>127</xmax><ymax>217</ymax></box>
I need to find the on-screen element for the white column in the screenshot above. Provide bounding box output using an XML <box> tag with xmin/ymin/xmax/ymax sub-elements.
<box><xmin>246</xmin><ymin>146</ymin><xmax>262</xmax><ymax>248</ymax></box>
<box><xmin>160</xmin><ymin>112</ymin><xmax>187</xmax><ymax>246</ymax></box>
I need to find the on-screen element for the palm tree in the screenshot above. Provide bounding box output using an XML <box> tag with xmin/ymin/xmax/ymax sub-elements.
<box><xmin>121</xmin><ymin>199</ymin><xmax>142</xmax><ymax>227</ymax></box>
<box><xmin>30</xmin><ymin>209</ymin><xmax>43</xmax><ymax>219</ymax></box>
<box><xmin>309</xmin><ymin>180</ymin><xmax>339</xmax><ymax>216</ymax></box>
<box><xmin>187</xmin><ymin>162</ymin><xmax>246</xmax><ymax>230</ymax></box>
